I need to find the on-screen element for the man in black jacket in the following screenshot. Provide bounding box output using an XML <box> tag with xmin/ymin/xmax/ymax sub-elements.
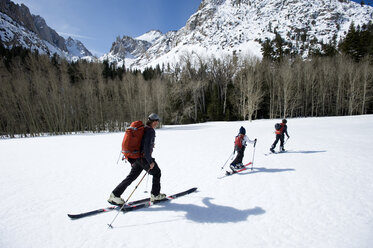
<box><xmin>270</xmin><ymin>119</ymin><xmax>290</xmax><ymax>153</ymax></box>
<box><xmin>108</xmin><ymin>113</ymin><xmax>166</xmax><ymax>205</ymax></box>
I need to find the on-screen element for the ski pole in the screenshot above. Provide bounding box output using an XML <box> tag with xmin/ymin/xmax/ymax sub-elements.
<box><xmin>283</xmin><ymin>137</ymin><xmax>290</xmax><ymax>146</ymax></box>
<box><xmin>144</xmin><ymin>173</ymin><xmax>150</xmax><ymax>193</ymax></box>
<box><xmin>116</xmin><ymin>151</ymin><xmax>123</xmax><ymax>164</ymax></box>
<box><xmin>286</xmin><ymin>136</ymin><xmax>290</xmax><ymax>144</ymax></box>
<box><xmin>108</xmin><ymin>169</ymin><xmax>150</xmax><ymax>228</ymax></box>
<box><xmin>251</xmin><ymin>139</ymin><xmax>257</xmax><ymax>171</ymax></box>
<box><xmin>221</xmin><ymin>151</ymin><xmax>235</xmax><ymax>170</ymax></box>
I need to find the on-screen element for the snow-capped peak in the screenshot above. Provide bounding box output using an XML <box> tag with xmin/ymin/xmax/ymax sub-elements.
<box><xmin>103</xmin><ymin>0</ymin><xmax>373</xmax><ymax>71</ymax></box>
<box><xmin>65</xmin><ymin>37</ymin><xmax>93</xmax><ymax>57</ymax></box>
<box><xmin>0</xmin><ymin>0</ymin><xmax>95</xmax><ymax>61</ymax></box>
<box><xmin>135</xmin><ymin>30</ymin><xmax>163</xmax><ymax>44</ymax></box>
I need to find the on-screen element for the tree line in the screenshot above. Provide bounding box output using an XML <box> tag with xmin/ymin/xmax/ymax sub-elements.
<box><xmin>0</xmin><ymin>22</ymin><xmax>372</xmax><ymax>137</ymax></box>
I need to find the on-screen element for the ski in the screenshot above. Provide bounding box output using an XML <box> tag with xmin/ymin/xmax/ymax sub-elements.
<box><xmin>264</xmin><ymin>150</ymin><xmax>287</xmax><ymax>156</ymax></box>
<box><xmin>120</xmin><ymin>187</ymin><xmax>198</xmax><ymax>212</ymax></box>
<box><xmin>67</xmin><ymin>187</ymin><xmax>197</xmax><ymax>219</ymax></box>
<box><xmin>67</xmin><ymin>196</ymin><xmax>152</xmax><ymax>219</ymax></box>
<box><xmin>225</xmin><ymin>162</ymin><xmax>252</xmax><ymax>175</ymax></box>
<box><xmin>109</xmin><ymin>196</ymin><xmax>152</xmax><ymax>208</ymax></box>
<box><xmin>67</xmin><ymin>206</ymin><xmax>118</xmax><ymax>219</ymax></box>
<box><xmin>218</xmin><ymin>162</ymin><xmax>252</xmax><ymax>178</ymax></box>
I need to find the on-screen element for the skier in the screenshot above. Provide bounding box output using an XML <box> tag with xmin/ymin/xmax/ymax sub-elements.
<box><xmin>108</xmin><ymin>113</ymin><xmax>166</xmax><ymax>205</ymax></box>
<box><xmin>270</xmin><ymin>119</ymin><xmax>290</xmax><ymax>153</ymax></box>
<box><xmin>230</xmin><ymin>126</ymin><xmax>256</xmax><ymax>171</ymax></box>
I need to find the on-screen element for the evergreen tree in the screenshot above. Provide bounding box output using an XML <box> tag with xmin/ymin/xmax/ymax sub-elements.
<box><xmin>261</xmin><ymin>38</ymin><xmax>274</xmax><ymax>60</ymax></box>
<box><xmin>339</xmin><ymin>21</ymin><xmax>373</xmax><ymax>61</ymax></box>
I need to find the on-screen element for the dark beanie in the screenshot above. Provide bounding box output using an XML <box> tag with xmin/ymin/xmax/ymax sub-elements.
<box><xmin>239</xmin><ymin>126</ymin><xmax>246</xmax><ymax>135</ymax></box>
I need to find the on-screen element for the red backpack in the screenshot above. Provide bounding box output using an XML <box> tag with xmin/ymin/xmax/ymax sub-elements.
<box><xmin>234</xmin><ymin>135</ymin><xmax>243</xmax><ymax>149</ymax></box>
<box><xmin>275</xmin><ymin>123</ymin><xmax>284</xmax><ymax>134</ymax></box>
<box><xmin>121</xmin><ymin>121</ymin><xmax>145</xmax><ymax>159</ymax></box>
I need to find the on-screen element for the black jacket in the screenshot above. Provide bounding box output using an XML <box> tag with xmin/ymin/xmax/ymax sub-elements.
<box><xmin>282</xmin><ymin>124</ymin><xmax>289</xmax><ymax>137</ymax></box>
<box><xmin>141</xmin><ymin>126</ymin><xmax>156</xmax><ymax>164</ymax></box>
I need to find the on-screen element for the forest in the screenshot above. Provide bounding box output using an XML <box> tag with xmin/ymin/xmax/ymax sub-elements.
<box><xmin>0</xmin><ymin>22</ymin><xmax>372</xmax><ymax>137</ymax></box>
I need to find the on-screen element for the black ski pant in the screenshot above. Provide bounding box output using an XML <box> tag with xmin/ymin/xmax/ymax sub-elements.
<box><xmin>271</xmin><ymin>134</ymin><xmax>285</xmax><ymax>150</ymax></box>
<box><xmin>231</xmin><ymin>146</ymin><xmax>245</xmax><ymax>166</ymax></box>
<box><xmin>112</xmin><ymin>158</ymin><xmax>161</xmax><ymax>197</ymax></box>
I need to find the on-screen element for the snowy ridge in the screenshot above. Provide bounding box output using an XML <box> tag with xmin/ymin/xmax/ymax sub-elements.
<box><xmin>99</xmin><ymin>30</ymin><xmax>165</xmax><ymax>68</ymax></box>
<box><xmin>0</xmin><ymin>1</ymin><xmax>94</xmax><ymax>61</ymax></box>
<box><xmin>65</xmin><ymin>37</ymin><xmax>92</xmax><ymax>58</ymax></box>
<box><xmin>1</xmin><ymin>115</ymin><xmax>373</xmax><ymax>247</ymax></box>
<box><xmin>0</xmin><ymin>11</ymin><xmax>51</xmax><ymax>55</ymax></box>
<box><xmin>136</xmin><ymin>29</ymin><xmax>163</xmax><ymax>44</ymax></box>
<box><xmin>102</xmin><ymin>0</ymin><xmax>373</xmax><ymax>70</ymax></box>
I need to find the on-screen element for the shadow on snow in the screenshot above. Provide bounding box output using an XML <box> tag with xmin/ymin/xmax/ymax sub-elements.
<box><xmin>121</xmin><ymin>197</ymin><xmax>265</xmax><ymax>224</ymax></box>
<box><xmin>242</xmin><ymin>167</ymin><xmax>295</xmax><ymax>175</ymax></box>
<box><xmin>160</xmin><ymin>125</ymin><xmax>211</xmax><ymax>132</ymax></box>
<box><xmin>276</xmin><ymin>150</ymin><xmax>327</xmax><ymax>154</ymax></box>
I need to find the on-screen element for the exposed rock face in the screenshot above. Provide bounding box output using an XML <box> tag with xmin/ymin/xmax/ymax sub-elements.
<box><xmin>0</xmin><ymin>0</ymin><xmax>66</xmax><ymax>51</ymax></box>
<box><xmin>102</xmin><ymin>0</ymin><xmax>373</xmax><ymax>70</ymax></box>
<box><xmin>110</xmin><ymin>35</ymin><xmax>152</xmax><ymax>59</ymax></box>
<box><xmin>0</xmin><ymin>0</ymin><xmax>93</xmax><ymax>59</ymax></box>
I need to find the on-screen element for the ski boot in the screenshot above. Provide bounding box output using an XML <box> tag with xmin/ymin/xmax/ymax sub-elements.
<box><xmin>235</xmin><ymin>163</ymin><xmax>244</xmax><ymax>169</ymax></box>
<box><xmin>151</xmin><ymin>193</ymin><xmax>167</xmax><ymax>202</ymax></box>
<box><xmin>108</xmin><ymin>193</ymin><xmax>125</xmax><ymax>205</ymax></box>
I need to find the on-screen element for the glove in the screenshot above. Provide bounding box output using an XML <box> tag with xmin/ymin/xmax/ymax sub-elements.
<box><xmin>254</xmin><ymin>138</ymin><xmax>257</xmax><ymax>142</ymax></box>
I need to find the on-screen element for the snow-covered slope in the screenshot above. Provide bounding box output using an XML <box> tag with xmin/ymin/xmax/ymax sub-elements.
<box><xmin>0</xmin><ymin>11</ymin><xmax>52</xmax><ymax>54</ymax></box>
<box><xmin>136</xmin><ymin>29</ymin><xmax>163</xmax><ymax>44</ymax></box>
<box><xmin>65</xmin><ymin>37</ymin><xmax>92</xmax><ymax>57</ymax></box>
<box><xmin>1</xmin><ymin>115</ymin><xmax>373</xmax><ymax>248</ymax></box>
<box><xmin>103</xmin><ymin>0</ymin><xmax>373</xmax><ymax>70</ymax></box>
<box><xmin>99</xmin><ymin>30</ymin><xmax>164</xmax><ymax>68</ymax></box>
<box><xmin>0</xmin><ymin>0</ymin><xmax>93</xmax><ymax>60</ymax></box>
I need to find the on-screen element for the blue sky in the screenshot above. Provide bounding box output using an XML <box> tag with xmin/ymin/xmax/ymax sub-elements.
<box><xmin>11</xmin><ymin>0</ymin><xmax>373</xmax><ymax>56</ymax></box>
<box><xmin>12</xmin><ymin>0</ymin><xmax>201</xmax><ymax>56</ymax></box>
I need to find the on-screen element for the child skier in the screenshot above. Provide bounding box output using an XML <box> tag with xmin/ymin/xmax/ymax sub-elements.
<box><xmin>230</xmin><ymin>126</ymin><xmax>256</xmax><ymax>172</ymax></box>
<box><xmin>270</xmin><ymin>119</ymin><xmax>290</xmax><ymax>153</ymax></box>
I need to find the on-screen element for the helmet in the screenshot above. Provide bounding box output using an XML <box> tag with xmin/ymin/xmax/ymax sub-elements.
<box><xmin>239</xmin><ymin>126</ymin><xmax>246</xmax><ymax>135</ymax></box>
<box><xmin>282</xmin><ymin>119</ymin><xmax>287</xmax><ymax>123</ymax></box>
<box><xmin>148</xmin><ymin>113</ymin><xmax>160</xmax><ymax>121</ymax></box>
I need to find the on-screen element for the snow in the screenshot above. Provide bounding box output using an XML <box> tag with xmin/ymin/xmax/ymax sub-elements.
<box><xmin>102</xmin><ymin>0</ymin><xmax>373</xmax><ymax>71</ymax></box>
<box><xmin>1</xmin><ymin>115</ymin><xmax>373</xmax><ymax>248</ymax></box>
<box><xmin>0</xmin><ymin>12</ymin><xmax>94</xmax><ymax>61</ymax></box>
<box><xmin>136</xmin><ymin>30</ymin><xmax>163</xmax><ymax>44</ymax></box>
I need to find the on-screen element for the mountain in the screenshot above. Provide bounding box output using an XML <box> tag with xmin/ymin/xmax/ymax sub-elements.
<box><xmin>99</xmin><ymin>30</ymin><xmax>163</xmax><ymax>67</ymax></box>
<box><xmin>0</xmin><ymin>0</ymin><xmax>93</xmax><ymax>60</ymax></box>
<box><xmin>103</xmin><ymin>0</ymin><xmax>373</xmax><ymax>70</ymax></box>
<box><xmin>65</xmin><ymin>37</ymin><xmax>94</xmax><ymax>60</ymax></box>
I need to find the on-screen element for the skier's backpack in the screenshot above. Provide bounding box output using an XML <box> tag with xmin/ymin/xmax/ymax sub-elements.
<box><xmin>121</xmin><ymin>121</ymin><xmax>145</xmax><ymax>159</ymax></box>
<box><xmin>275</xmin><ymin>123</ymin><xmax>282</xmax><ymax>131</ymax></box>
<box><xmin>234</xmin><ymin>135</ymin><xmax>243</xmax><ymax>148</ymax></box>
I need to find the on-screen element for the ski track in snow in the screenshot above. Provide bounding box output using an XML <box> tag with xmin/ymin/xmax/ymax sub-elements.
<box><xmin>1</xmin><ymin>115</ymin><xmax>373</xmax><ymax>248</ymax></box>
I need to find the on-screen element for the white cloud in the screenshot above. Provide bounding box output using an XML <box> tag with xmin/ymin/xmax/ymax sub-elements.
<box><xmin>58</xmin><ymin>32</ymin><xmax>95</xmax><ymax>40</ymax></box>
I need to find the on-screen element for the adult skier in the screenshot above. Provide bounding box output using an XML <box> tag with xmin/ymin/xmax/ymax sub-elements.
<box><xmin>230</xmin><ymin>126</ymin><xmax>256</xmax><ymax>171</ymax></box>
<box><xmin>270</xmin><ymin>119</ymin><xmax>290</xmax><ymax>153</ymax></box>
<box><xmin>108</xmin><ymin>113</ymin><xmax>166</xmax><ymax>205</ymax></box>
